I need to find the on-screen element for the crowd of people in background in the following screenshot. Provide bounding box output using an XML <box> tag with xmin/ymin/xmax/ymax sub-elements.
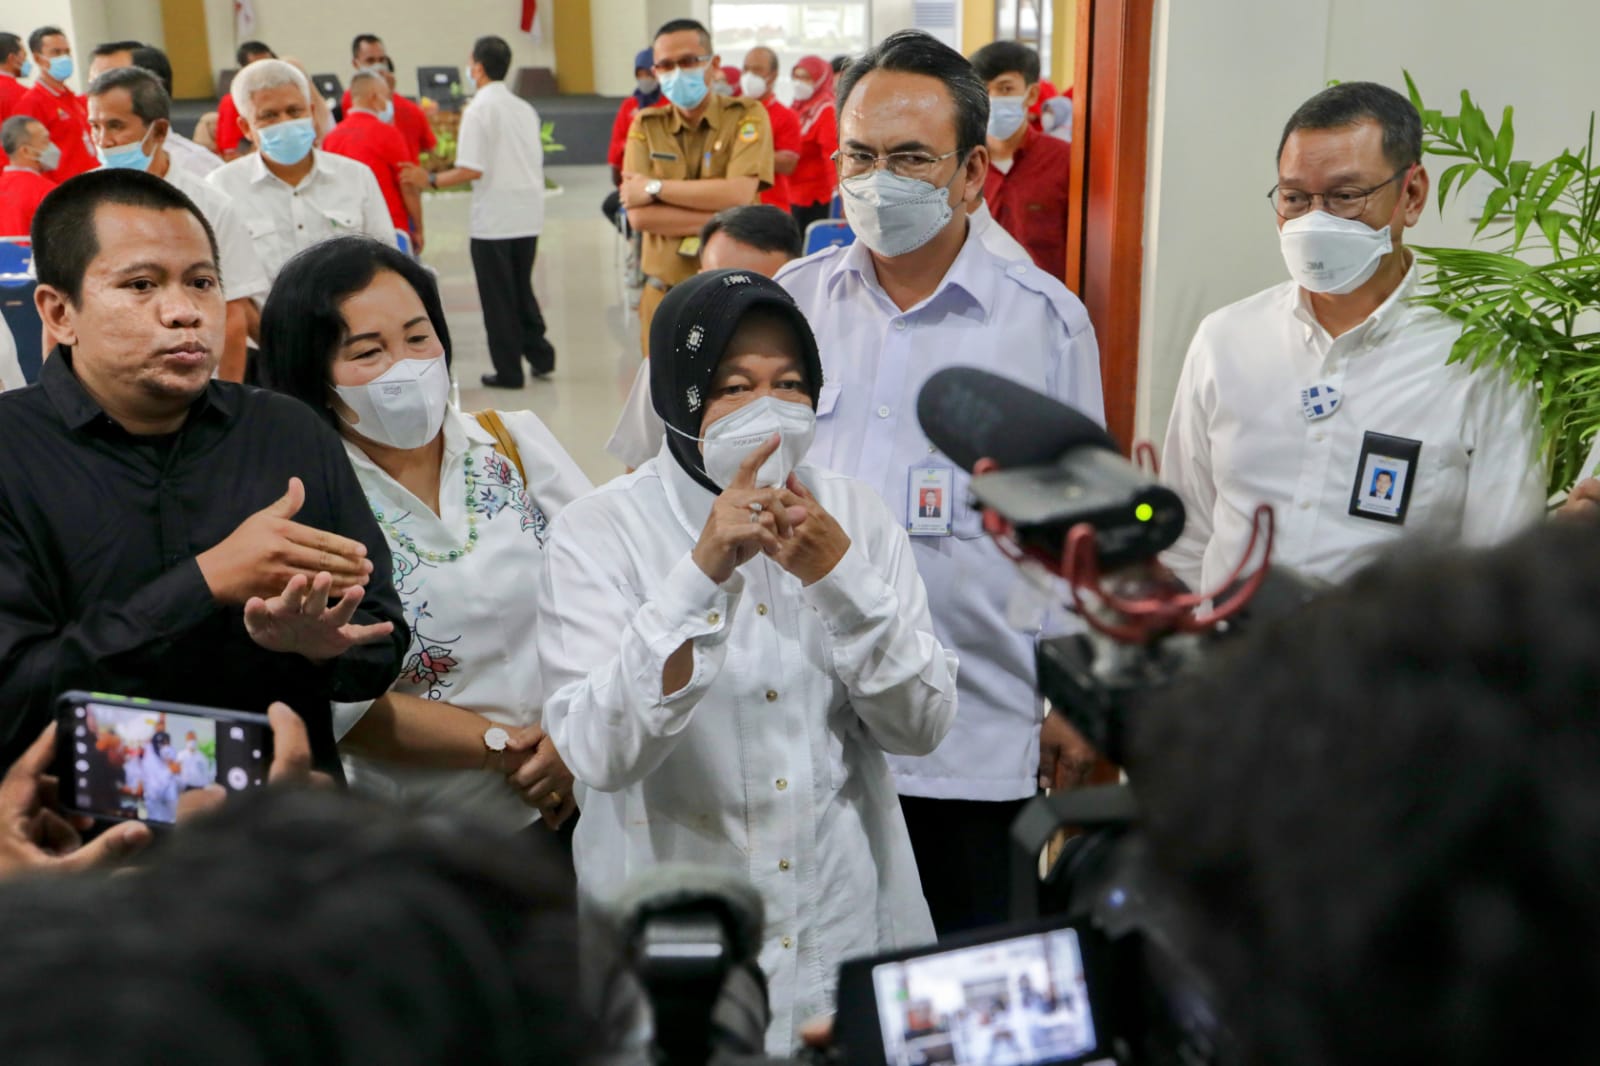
<box><xmin>0</xmin><ymin>12</ymin><xmax>1597</xmax><ymax>1066</ymax></box>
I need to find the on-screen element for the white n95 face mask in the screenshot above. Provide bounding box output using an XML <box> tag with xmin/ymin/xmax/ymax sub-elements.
<box><xmin>840</xmin><ymin>168</ymin><xmax>958</xmax><ymax>258</ymax></box>
<box><xmin>333</xmin><ymin>355</ymin><xmax>450</xmax><ymax>450</ymax></box>
<box><xmin>1278</xmin><ymin>211</ymin><xmax>1396</xmax><ymax>295</ymax></box>
<box><xmin>672</xmin><ymin>395</ymin><xmax>817</xmax><ymax>490</ymax></box>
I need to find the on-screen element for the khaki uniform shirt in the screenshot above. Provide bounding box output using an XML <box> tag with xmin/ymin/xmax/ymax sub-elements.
<box><xmin>623</xmin><ymin>94</ymin><xmax>775</xmax><ymax>286</ymax></box>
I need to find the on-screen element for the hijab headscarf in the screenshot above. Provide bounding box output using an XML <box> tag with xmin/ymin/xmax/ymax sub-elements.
<box><xmin>791</xmin><ymin>55</ymin><xmax>836</xmax><ymax>133</ymax></box>
<box><xmin>649</xmin><ymin>270</ymin><xmax>824</xmax><ymax>495</ymax></box>
<box><xmin>632</xmin><ymin>47</ymin><xmax>661</xmax><ymax>107</ymax></box>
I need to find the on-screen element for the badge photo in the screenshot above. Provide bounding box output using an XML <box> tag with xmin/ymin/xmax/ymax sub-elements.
<box><xmin>907</xmin><ymin>464</ymin><xmax>953</xmax><ymax>538</ymax></box>
<box><xmin>1348</xmin><ymin>431</ymin><xmax>1422</xmax><ymax>524</ymax></box>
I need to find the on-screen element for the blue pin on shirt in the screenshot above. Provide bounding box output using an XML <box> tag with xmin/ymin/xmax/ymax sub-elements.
<box><xmin>1301</xmin><ymin>384</ymin><xmax>1342</xmax><ymax>421</ymax></box>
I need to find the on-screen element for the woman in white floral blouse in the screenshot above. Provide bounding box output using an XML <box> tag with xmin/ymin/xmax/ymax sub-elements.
<box><xmin>258</xmin><ymin>237</ymin><xmax>592</xmax><ymax>833</ymax></box>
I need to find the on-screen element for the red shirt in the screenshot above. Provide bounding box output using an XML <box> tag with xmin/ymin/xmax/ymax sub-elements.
<box><xmin>16</xmin><ymin>82</ymin><xmax>97</xmax><ymax>183</ymax></box>
<box><xmin>982</xmin><ymin>125</ymin><xmax>1072</xmax><ymax>282</ymax></box>
<box><xmin>788</xmin><ymin>102</ymin><xmax>837</xmax><ymax>208</ymax></box>
<box><xmin>323</xmin><ymin>110</ymin><xmax>412</xmax><ymax>229</ymax></box>
<box><xmin>758</xmin><ymin>96</ymin><xmax>802</xmax><ymax>210</ymax></box>
<box><xmin>0</xmin><ymin>167</ymin><xmax>53</xmax><ymax>237</ymax></box>
<box><xmin>339</xmin><ymin>91</ymin><xmax>437</xmax><ymax>160</ymax></box>
<box><xmin>216</xmin><ymin>93</ymin><xmax>243</xmax><ymax>155</ymax></box>
<box><xmin>0</xmin><ymin>74</ymin><xmax>25</xmax><ymax>167</ymax></box>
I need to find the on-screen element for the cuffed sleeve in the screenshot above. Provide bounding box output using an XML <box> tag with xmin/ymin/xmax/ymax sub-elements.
<box><xmin>802</xmin><ymin>512</ymin><xmax>957</xmax><ymax>758</ymax></box>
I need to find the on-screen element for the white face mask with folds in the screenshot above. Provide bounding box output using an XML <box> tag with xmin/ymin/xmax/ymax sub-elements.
<box><xmin>332</xmin><ymin>355</ymin><xmax>450</xmax><ymax>450</ymax></box>
<box><xmin>1277</xmin><ymin>210</ymin><xmax>1397</xmax><ymax>294</ymax></box>
<box><xmin>669</xmin><ymin>395</ymin><xmax>817</xmax><ymax>489</ymax></box>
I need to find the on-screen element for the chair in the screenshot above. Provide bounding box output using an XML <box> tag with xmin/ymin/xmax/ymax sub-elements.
<box><xmin>804</xmin><ymin>219</ymin><xmax>855</xmax><ymax>256</ymax></box>
<box><xmin>0</xmin><ymin>238</ymin><xmax>41</xmax><ymax>384</ymax></box>
<box><xmin>395</xmin><ymin>229</ymin><xmax>414</xmax><ymax>256</ymax></box>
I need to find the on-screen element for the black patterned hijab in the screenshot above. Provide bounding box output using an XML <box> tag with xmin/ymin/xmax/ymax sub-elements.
<box><xmin>648</xmin><ymin>269</ymin><xmax>824</xmax><ymax>494</ymax></box>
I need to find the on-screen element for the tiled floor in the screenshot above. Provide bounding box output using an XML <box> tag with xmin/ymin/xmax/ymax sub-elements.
<box><xmin>424</xmin><ymin>164</ymin><xmax>638</xmax><ymax>485</ymax></box>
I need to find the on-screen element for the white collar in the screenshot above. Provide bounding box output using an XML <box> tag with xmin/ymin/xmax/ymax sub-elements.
<box><xmin>249</xmin><ymin>147</ymin><xmax>321</xmax><ymax>187</ymax></box>
<box><xmin>827</xmin><ymin>220</ymin><xmax>995</xmax><ymax>318</ymax></box>
<box><xmin>657</xmin><ymin>438</ymin><xmax>716</xmax><ymax>537</ymax></box>
<box><xmin>1290</xmin><ymin>254</ymin><xmax>1421</xmax><ymax>348</ymax></box>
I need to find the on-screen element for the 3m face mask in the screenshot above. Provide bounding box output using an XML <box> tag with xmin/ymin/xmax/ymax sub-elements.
<box><xmin>332</xmin><ymin>355</ymin><xmax>450</xmax><ymax>450</ymax></box>
<box><xmin>670</xmin><ymin>395</ymin><xmax>817</xmax><ymax>490</ymax></box>
<box><xmin>839</xmin><ymin>163</ymin><xmax>962</xmax><ymax>258</ymax></box>
<box><xmin>1278</xmin><ymin>211</ymin><xmax>1396</xmax><ymax>295</ymax></box>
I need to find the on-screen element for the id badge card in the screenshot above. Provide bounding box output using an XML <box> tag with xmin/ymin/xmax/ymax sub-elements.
<box><xmin>677</xmin><ymin>235</ymin><xmax>702</xmax><ymax>257</ymax></box>
<box><xmin>1348</xmin><ymin>431</ymin><xmax>1422</xmax><ymax>524</ymax></box>
<box><xmin>907</xmin><ymin>464</ymin><xmax>953</xmax><ymax>538</ymax></box>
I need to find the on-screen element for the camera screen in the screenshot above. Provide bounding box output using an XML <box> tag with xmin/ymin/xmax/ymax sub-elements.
<box><xmin>66</xmin><ymin>701</ymin><xmax>270</xmax><ymax>824</ymax></box>
<box><xmin>872</xmin><ymin>927</ymin><xmax>1099</xmax><ymax>1066</ymax></box>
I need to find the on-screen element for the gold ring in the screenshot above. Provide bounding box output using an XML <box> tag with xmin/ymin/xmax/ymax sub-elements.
<box><xmin>547</xmin><ymin>792</ymin><xmax>563</xmax><ymax>808</ymax></box>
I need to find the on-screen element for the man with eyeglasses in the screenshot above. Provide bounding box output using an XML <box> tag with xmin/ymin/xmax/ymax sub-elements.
<box><xmin>1161</xmin><ymin>82</ymin><xmax>1543</xmax><ymax>593</ymax></box>
<box><xmin>777</xmin><ymin>30</ymin><xmax>1105</xmax><ymax>937</ymax></box>
<box><xmin>620</xmin><ymin>18</ymin><xmax>773</xmax><ymax>352</ymax></box>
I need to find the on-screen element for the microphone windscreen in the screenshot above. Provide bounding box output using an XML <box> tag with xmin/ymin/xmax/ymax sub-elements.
<box><xmin>610</xmin><ymin>864</ymin><xmax>766</xmax><ymax>963</ymax></box>
<box><xmin>916</xmin><ymin>365</ymin><xmax>1117</xmax><ymax>473</ymax></box>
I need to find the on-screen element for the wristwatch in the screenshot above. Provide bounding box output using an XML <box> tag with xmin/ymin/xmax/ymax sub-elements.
<box><xmin>428</xmin><ymin>171</ymin><xmax>438</xmax><ymax>189</ymax></box>
<box><xmin>482</xmin><ymin>726</ymin><xmax>510</xmax><ymax>769</ymax></box>
<box><xmin>645</xmin><ymin>178</ymin><xmax>663</xmax><ymax>202</ymax></box>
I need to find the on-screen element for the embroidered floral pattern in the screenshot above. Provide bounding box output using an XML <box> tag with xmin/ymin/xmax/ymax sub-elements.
<box><xmin>397</xmin><ymin>604</ymin><xmax>461</xmax><ymax>700</ymax></box>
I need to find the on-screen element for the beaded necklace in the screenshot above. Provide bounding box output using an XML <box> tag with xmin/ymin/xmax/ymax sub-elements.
<box><xmin>371</xmin><ymin>455</ymin><xmax>482</xmax><ymax>563</ymax></box>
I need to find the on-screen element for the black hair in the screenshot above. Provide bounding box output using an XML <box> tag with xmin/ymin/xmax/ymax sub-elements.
<box><xmin>0</xmin><ymin>114</ymin><xmax>37</xmax><ymax>156</ymax></box>
<box><xmin>830</xmin><ymin>54</ymin><xmax>850</xmax><ymax>75</ymax></box>
<box><xmin>351</xmin><ymin>33</ymin><xmax>383</xmax><ymax>58</ymax></box>
<box><xmin>700</xmin><ymin>205</ymin><xmax>802</xmax><ymax>261</ymax></box>
<box><xmin>1134</xmin><ymin>518</ymin><xmax>1600</xmax><ymax>1066</ymax></box>
<box><xmin>129</xmin><ymin>45</ymin><xmax>173</xmax><ymax>95</ymax></box>
<box><xmin>235</xmin><ymin>40</ymin><xmax>273</xmax><ymax>67</ymax></box>
<box><xmin>1278</xmin><ymin>80</ymin><xmax>1422</xmax><ymax>168</ymax></box>
<box><xmin>0</xmin><ymin>789</ymin><xmax>592</xmax><ymax>1065</ymax></box>
<box><xmin>91</xmin><ymin>39</ymin><xmax>143</xmax><ymax>58</ymax></box>
<box><xmin>472</xmin><ymin>35</ymin><xmax>512</xmax><ymax>82</ymax></box>
<box><xmin>32</xmin><ymin>169</ymin><xmax>219</xmax><ymax>306</ymax></box>
<box><xmin>0</xmin><ymin>33</ymin><xmax>21</xmax><ymax>64</ymax></box>
<box><xmin>27</xmin><ymin>26</ymin><xmax>64</xmax><ymax>56</ymax></box>
<box><xmin>837</xmin><ymin>30</ymin><xmax>988</xmax><ymax>155</ymax></box>
<box><xmin>87</xmin><ymin>65</ymin><xmax>169</xmax><ymax>124</ymax></box>
<box><xmin>970</xmin><ymin>40</ymin><xmax>1040</xmax><ymax>85</ymax></box>
<box><xmin>654</xmin><ymin>18</ymin><xmax>712</xmax><ymax>54</ymax></box>
<box><xmin>257</xmin><ymin>236</ymin><xmax>452</xmax><ymax>431</ymax></box>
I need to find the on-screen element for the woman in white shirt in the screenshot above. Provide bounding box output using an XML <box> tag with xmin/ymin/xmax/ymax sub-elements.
<box><xmin>258</xmin><ymin>236</ymin><xmax>591</xmax><ymax>834</ymax></box>
<box><xmin>534</xmin><ymin>269</ymin><xmax>958</xmax><ymax>1054</ymax></box>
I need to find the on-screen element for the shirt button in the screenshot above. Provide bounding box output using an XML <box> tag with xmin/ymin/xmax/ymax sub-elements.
<box><xmin>765</xmin><ymin>689</ymin><xmax>778</xmax><ymax>702</ymax></box>
<box><xmin>781</xmin><ymin>936</ymin><xmax>793</xmax><ymax>949</ymax></box>
<box><xmin>757</xmin><ymin>603</ymin><xmax>769</xmax><ymax>616</ymax></box>
<box><xmin>1009</xmin><ymin>263</ymin><xmax>1027</xmax><ymax>276</ymax></box>
<box><xmin>776</xmin><ymin>778</ymin><xmax>788</xmax><ymax>791</ymax></box>
<box><xmin>779</xmin><ymin>859</ymin><xmax>791</xmax><ymax>871</ymax></box>
<box><xmin>1299</xmin><ymin>500</ymin><xmax>1311</xmax><ymax>510</ymax></box>
<box><xmin>1314</xmin><ymin>431</ymin><xmax>1326</xmax><ymax>442</ymax></box>
<box><xmin>877</xmin><ymin>405</ymin><xmax>890</xmax><ymax>418</ymax></box>
<box><xmin>893</xmin><ymin>320</ymin><xmax>907</xmax><ymax>331</ymax></box>
<box><xmin>707</xmin><ymin>610</ymin><xmax>720</xmax><ymax>625</ymax></box>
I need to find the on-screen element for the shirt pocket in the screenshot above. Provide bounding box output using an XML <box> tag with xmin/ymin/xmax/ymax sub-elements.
<box><xmin>322</xmin><ymin>208</ymin><xmax>362</xmax><ymax>232</ymax></box>
<box><xmin>1410</xmin><ymin>438</ymin><xmax>1471</xmax><ymax>530</ymax></box>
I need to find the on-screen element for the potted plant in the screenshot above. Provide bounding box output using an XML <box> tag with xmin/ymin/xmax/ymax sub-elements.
<box><xmin>1404</xmin><ymin>73</ymin><xmax>1600</xmax><ymax>496</ymax></box>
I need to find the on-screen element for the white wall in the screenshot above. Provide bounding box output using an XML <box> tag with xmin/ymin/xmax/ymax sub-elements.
<box><xmin>1138</xmin><ymin>0</ymin><xmax>1600</xmax><ymax>444</ymax></box>
<box><xmin>101</xmin><ymin>0</ymin><xmax>163</xmax><ymax>45</ymax></box>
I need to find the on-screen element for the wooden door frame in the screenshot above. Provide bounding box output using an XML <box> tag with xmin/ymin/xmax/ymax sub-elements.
<box><xmin>1064</xmin><ymin>0</ymin><xmax>1154</xmax><ymax>454</ymax></box>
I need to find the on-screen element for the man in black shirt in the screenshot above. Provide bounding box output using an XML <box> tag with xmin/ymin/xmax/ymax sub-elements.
<box><xmin>0</xmin><ymin>169</ymin><xmax>408</xmax><ymax>773</ymax></box>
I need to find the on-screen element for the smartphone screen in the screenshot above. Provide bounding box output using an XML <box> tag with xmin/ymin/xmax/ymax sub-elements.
<box><xmin>62</xmin><ymin>696</ymin><xmax>272</xmax><ymax>825</ymax></box>
<box><xmin>871</xmin><ymin>927</ymin><xmax>1099</xmax><ymax>1066</ymax></box>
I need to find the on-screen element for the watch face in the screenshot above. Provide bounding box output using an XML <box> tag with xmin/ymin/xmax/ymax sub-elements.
<box><xmin>484</xmin><ymin>727</ymin><xmax>510</xmax><ymax>751</ymax></box>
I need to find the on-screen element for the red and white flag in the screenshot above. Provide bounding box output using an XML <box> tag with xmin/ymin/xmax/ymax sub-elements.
<box><xmin>235</xmin><ymin>0</ymin><xmax>258</xmax><ymax>40</ymax></box>
<box><xmin>521</xmin><ymin>0</ymin><xmax>543</xmax><ymax>40</ymax></box>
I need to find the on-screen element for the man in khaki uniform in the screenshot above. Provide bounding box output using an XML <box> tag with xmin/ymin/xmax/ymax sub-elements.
<box><xmin>620</xmin><ymin>18</ymin><xmax>774</xmax><ymax>352</ymax></box>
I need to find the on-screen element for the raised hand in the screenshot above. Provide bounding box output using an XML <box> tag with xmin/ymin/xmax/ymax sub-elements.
<box><xmin>691</xmin><ymin>435</ymin><xmax>808</xmax><ymax>584</ymax></box>
<box><xmin>197</xmin><ymin>478</ymin><xmax>374</xmax><ymax>604</ymax></box>
<box><xmin>243</xmin><ymin>571</ymin><xmax>395</xmax><ymax>663</ymax></box>
<box><xmin>764</xmin><ymin>473</ymin><xmax>851</xmax><ymax>586</ymax></box>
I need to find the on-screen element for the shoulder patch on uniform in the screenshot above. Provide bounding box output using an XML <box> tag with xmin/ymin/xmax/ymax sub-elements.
<box><xmin>999</xmin><ymin>258</ymin><xmax>1093</xmax><ymax>335</ymax></box>
<box><xmin>739</xmin><ymin>121</ymin><xmax>759</xmax><ymax>143</ymax></box>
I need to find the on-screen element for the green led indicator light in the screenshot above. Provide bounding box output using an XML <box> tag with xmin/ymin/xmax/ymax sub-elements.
<box><xmin>1135</xmin><ymin>503</ymin><xmax>1154</xmax><ymax>522</ymax></box>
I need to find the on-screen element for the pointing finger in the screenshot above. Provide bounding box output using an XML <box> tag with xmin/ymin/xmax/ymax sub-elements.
<box><xmin>727</xmin><ymin>433</ymin><xmax>782</xmax><ymax>491</ymax></box>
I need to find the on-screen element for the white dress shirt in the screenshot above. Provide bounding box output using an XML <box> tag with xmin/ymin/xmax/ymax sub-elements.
<box><xmin>206</xmin><ymin>148</ymin><xmax>395</xmax><ymax>283</ymax></box>
<box><xmin>165</xmin><ymin>164</ymin><xmax>270</xmax><ymax>304</ymax></box>
<box><xmin>454</xmin><ymin>81</ymin><xmax>546</xmax><ymax>240</ymax></box>
<box><xmin>1161</xmin><ymin>260</ymin><xmax>1545</xmax><ymax>592</ymax></box>
<box><xmin>970</xmin><ymin>200</ymin><xmax>1030</xmax><ymax>262</ymax></box>
<box><xmin>165</xmin><ymin>131</ymin><xmax>222</xmax><ymax>179</ymax></box>
<box><xmin>778</xmin><ymin>227</ymin><xmax>1104</xmax><ymax>801</ymax></box>
<box><xmin>536</xmin><ymin>447</ymin><xmax>956</xmax><ymax>1055</ymax></box>
<box><xmin>0</xmin><ymin>314</ymin><xmax>21</xmax><ymax>391</ymax></box>
<box><xmin>337</xmin><ymin>407</ymin><xmax>591</xmax><ymax>832</ymax></box>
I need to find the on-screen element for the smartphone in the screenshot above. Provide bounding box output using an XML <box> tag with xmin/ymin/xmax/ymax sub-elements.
<box><xmin>55</xmin><ymin>691</ymin><xmax>273</xmax><ymax>827</ymax></box>
<box><xmin>835</xmin><ymin>918</ymin><xmax>1113</xmax><ymax>1066</ymax></box>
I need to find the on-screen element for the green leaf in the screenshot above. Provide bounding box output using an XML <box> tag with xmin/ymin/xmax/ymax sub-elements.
<box><xmin>1493</xmin><ymin>106</ymin><xmax>1515</xmax><ymax>170</ymax></box>
<box><xmin>1513</xmin><ymin>194</ymin><xmax>1539</xmax><ymax>248</ymax></box>
<box><xmin>1435</xmin><ymin>162</ymin><xmax>1476</xmax><ymax>213</ymax></box>
<box><xmin>1461</xmin><ymin>93</ymin><xmax>1496</xmax><ymax>163</ymax></box>
<box><xmin>1477</xmin><ymin>185</ymin><xmax>1513</xmax><ymax>235</ymax></box>
<box><xmin>1404</xmin><ymin>69</ymin><xmax>1424</xmax><ymax>112</ymax></box>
